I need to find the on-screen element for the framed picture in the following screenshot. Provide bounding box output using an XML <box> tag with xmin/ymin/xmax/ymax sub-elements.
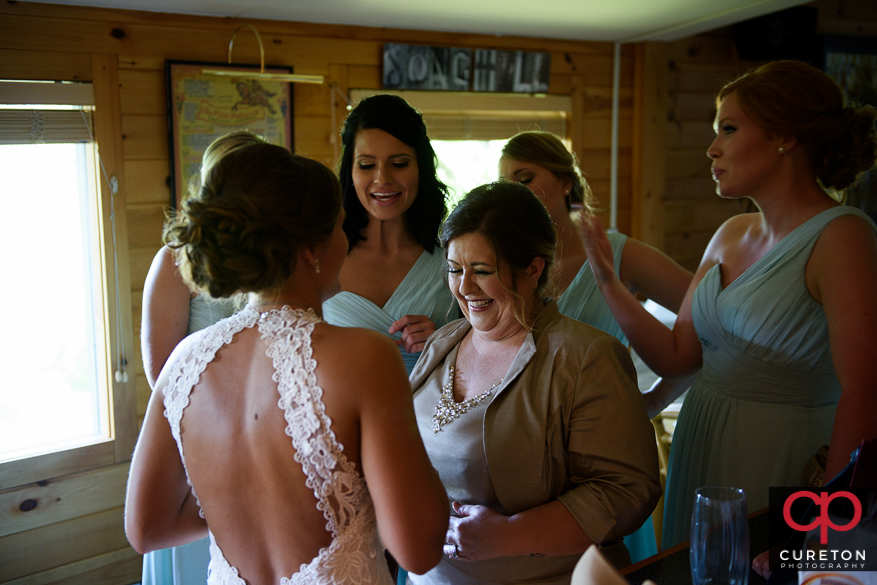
<box><xmin>165</xmin><ymin>60</ymin><xmax>294</xmax><ymax>207</ymax></box>
<box><xmin>822</xmin><ymin>36</ymin><xmax>877</xmax><ymax>107</ymax></box>
<box><xmin>821</xmin><ymin>37</ymin><xmax>877</xmax><ymax>218</ymax></box>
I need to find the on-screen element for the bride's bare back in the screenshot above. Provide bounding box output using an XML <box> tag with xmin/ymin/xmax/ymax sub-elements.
<box><xmin>182</xmin><ymin>316</ymin><xmax>347</xmax><ymax>582</ymax></box>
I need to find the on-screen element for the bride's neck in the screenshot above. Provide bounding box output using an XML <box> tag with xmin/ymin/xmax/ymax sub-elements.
<box><xmin>250</xmin><ymin>273</ymin><xmax>324</xmax><ymax>315</ymax></box>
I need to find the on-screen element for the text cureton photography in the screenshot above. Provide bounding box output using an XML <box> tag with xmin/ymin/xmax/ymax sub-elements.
<box><xmin>769</xmin><ymin>487</ymin><xmax>876</xmax><ymax>572</ymax></box>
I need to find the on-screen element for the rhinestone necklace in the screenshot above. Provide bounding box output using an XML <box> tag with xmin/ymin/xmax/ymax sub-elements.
<box><xmin>431</xmin><ymin>366</ymin><xmax>500</xmax><ymax>433</ymax></box>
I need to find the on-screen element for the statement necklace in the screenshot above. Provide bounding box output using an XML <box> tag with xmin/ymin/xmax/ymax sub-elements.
<box><xmin>431</xmin><ymin>366</ymin><xmax>500</xmax><ymax>433</ymax></box>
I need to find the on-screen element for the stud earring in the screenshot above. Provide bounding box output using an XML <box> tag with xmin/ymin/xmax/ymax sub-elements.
<box><xmin>778</xmin><ymin>146</ymin><xmax>785</xmax><ymax>153</ymax></box>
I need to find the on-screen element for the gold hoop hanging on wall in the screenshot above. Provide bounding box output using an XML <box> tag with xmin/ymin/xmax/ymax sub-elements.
<box><xmin>201</xmin><ymin>24</ymin><xmax>324</xmax><ymax>84</ymax></box>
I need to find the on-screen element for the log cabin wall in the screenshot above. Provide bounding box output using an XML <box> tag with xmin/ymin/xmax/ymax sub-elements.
<box><xmin>659</xmin><ymin>0</ymin><xmax>877</xmax><ymax>272</ymax></box>
<box><xmin>0</xmin><ymin>2</ymin><xmax>632</xmax><ymax>583</ymax></box>
<box><xmin>1</xmin><ymin>0</ymin><xmax>874</xmax><ymax>582</ymax></box>
<box><xmin>661</xmin><ymin>30</ymin><xmax>755</xmax><ymax>272</ymax></box>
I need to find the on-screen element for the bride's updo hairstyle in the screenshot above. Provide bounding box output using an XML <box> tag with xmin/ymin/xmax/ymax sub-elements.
<box><xmin>440</xmin><ymin>181</ymin><xmax>556</xmax><ymax>326</ymax></box>
<box><xmin>718</xmin><ymin>60</ymin><xmax>876</xmax><ymax>192</ymax></box>
<box><xmin>164</xmin><ymin>143</ymin><xmax>342</xmax><ymax>299</ymax></box>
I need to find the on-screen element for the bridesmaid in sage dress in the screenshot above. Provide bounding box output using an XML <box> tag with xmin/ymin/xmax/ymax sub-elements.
<box><xmin>323</xmin><ymin>95</ymin><xmax>459</xmax><ymax>375</ymax></box>
<box><xmin>583</xmin><ymin>61</ymin><xmax>877</xmax><ymax>549</ymax></box>
<box><xmin>499</xmin><ymin>131</ymin><xmax>693</xmax><ymax>562</ymax></box>
<box><xmin>139</xmin><ymin>131</ymin><xmax>262</xmax><ymax>585</ymax></box>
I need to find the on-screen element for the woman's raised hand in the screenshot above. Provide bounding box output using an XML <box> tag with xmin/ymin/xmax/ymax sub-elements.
<box><xmin>580</xmin><ymin>215</ymin><xmax>617</xmax><ymax>288</ymax></box>
<box><xmin>389</xmin><ymin>314</ymin><xmax>438</xmax><ymax>354</ymax></box>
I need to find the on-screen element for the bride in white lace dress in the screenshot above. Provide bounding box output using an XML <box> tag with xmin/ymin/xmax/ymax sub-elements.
<box><xmin>125</xmin><ymin>143</ymin><xmax>449</xmax><ymax>585</ymax></box>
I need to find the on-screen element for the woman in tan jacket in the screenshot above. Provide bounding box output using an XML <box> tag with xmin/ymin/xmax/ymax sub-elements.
<box><xmin>409</xmin><ymin>181</ymin><xmax>661</xmax><ymax>585</ymax></box>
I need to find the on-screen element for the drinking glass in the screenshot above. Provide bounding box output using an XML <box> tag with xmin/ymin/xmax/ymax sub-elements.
<box><xmin>690</xmin><ymin>486</ymin><xmax>750</xmax><ymax>585</ymax></box>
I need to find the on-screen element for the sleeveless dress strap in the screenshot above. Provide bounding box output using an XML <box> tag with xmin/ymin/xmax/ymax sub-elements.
<box><xmin>163</xmin><ymin>308</ymin><xmax>260</xmax><ymax>517</ymax></box>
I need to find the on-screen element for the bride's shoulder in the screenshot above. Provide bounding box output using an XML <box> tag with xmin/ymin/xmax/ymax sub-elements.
<box><xmin>314</xmin><ymin>323</ymin><xmax>404</xmax><ymax>374</ymax></box>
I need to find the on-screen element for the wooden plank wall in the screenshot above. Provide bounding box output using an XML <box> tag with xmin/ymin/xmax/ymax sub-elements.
<box><xmin>3</xmin><ymin>0</ymin><xmax>872</xmax><ymax>582</ymax></box>
<box><xmin>661</xmin><ymin>30</ymin><xmax>754</xmax><ymax>272</ymax></box>
<box><xmin>0</xmin><ymin>2</ymin><xmax>630</xmax><ymax>583</ymax></box>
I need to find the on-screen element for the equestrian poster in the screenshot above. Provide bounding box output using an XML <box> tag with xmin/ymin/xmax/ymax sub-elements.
<box><xmin>166</xmin><ymin>60</ymin><xmax>294</xmax><ymax>207</ymax></box>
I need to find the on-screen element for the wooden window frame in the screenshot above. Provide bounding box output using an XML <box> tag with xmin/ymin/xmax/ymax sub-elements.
<box><xmin>0</xmin><ymin>49</ymin><xmax>137</xmax><ymax>491</ymax></box>
<box><xmin>348</xmin><ymin>89</ymin><xmax>572</xmax><ymax>140</ymax></box>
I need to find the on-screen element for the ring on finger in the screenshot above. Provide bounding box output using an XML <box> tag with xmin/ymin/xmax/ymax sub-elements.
<box><xmin>450</xmin><ymin>545</ymin><xmax>459</xmax><ymax>559</ymax></box>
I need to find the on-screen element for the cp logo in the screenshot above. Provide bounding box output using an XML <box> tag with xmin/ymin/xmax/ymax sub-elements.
<box><xmin>783</xmin><ymin>491</ymin><xmax>862</xmax><ymax>545</ymax></box>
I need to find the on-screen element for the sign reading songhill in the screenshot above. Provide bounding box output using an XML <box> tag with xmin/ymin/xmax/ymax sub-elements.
<box><xmin>382</xmin><ymin>43</ymin><xmax>550</xmax><ymax>93</ymax></box>
<box><xmin>769</xmin><ymin>487</ymin><xmax>876</xmax><ymax>572</ymax></box>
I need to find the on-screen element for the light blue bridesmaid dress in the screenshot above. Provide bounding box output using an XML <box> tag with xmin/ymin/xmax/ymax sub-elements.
<box><xmin>557</xmin><ymin>232</ymin><xmax>631</xmax><ymax>347</ymax></box>
<box><xmin>661</xmin><ymin>206</ymin><xmax>877</xmax><ymax>549</ymax></box>
<box><xmin>557</xmin><ymin>231</ymin><xmax>659</xmax><ymax>564</ymax></box>
<box><xmin>322</xmin><ymin>249</ymin><xmax>458</xmax><ymax>375</ymax></box>
<box><xmin>141</xmin><ymin>294</ymin><xmax>238</xmax><ymax>585</ymax></box>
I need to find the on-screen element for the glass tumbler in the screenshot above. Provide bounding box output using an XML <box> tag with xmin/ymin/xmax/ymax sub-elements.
<box><xmin>690</xmin><ymin>486</ymin><xmax>750</xmax><ymax>585</ymax></box>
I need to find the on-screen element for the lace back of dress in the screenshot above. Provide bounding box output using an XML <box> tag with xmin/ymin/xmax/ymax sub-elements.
<box><xmin>257</xmin><ymin>307</ymin><xmax>367</xmax><ymax>538</ymax></box>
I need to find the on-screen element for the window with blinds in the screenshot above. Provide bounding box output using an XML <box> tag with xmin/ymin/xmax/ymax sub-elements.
<box><xmin>0</xmin><ymin>81</ymin><xmax>94</xmax><ymax>144</ymax></box>
<box><xmin>347</xmin><ymin>89</ymin><xmax>572</xmax><ymax>205</ymax></box>
<box><xmin>0</xmin><ymin>80</ymin><xmax>111</xmax><ymax>461</ymax></box>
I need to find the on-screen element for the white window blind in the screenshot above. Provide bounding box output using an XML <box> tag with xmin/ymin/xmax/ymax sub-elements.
<box><xmin>0</xmin><ymin>81</ymin><xmax>93</xmax><ymax>145</ymax></box>
<box><xmin>348</xmin><ymin>89</ymin><xmax>570</xmax><ymax>141</ymax></box>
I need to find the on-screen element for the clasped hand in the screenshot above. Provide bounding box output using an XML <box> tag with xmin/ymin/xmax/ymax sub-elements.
<box><xmin>442</xmin><ymin>502</ymin><xmax>513</xmax><ymax>562</ymax></box>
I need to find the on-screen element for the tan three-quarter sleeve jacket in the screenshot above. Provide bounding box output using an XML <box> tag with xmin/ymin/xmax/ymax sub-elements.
<box><xmin>410</xmin><ymin>301</ymin><xmax>662</xmax><ymax>545</ymax></box>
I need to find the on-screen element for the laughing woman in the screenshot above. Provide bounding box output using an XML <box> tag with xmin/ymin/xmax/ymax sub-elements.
<box><xmin>323</xmin><ymin>94</ymin><xmax>459</xmax><ymax>373</ymax></box>
<box><xmin>409</xmin><ymin>182</ymin><xmax>661</xmax><ymax>585</ymax></box>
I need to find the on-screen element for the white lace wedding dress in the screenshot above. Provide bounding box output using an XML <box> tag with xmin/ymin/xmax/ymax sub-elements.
<box><xmin>162</xmin><ymin>305</ymin><xmax>393</xmax><ymax>585</ymax></box>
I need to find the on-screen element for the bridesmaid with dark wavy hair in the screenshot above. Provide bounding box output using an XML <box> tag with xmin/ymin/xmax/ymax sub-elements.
<box><xmin>324</xmin><ymin>94</ymin><xmax>459</xmax><ymax>374</ymax></box>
